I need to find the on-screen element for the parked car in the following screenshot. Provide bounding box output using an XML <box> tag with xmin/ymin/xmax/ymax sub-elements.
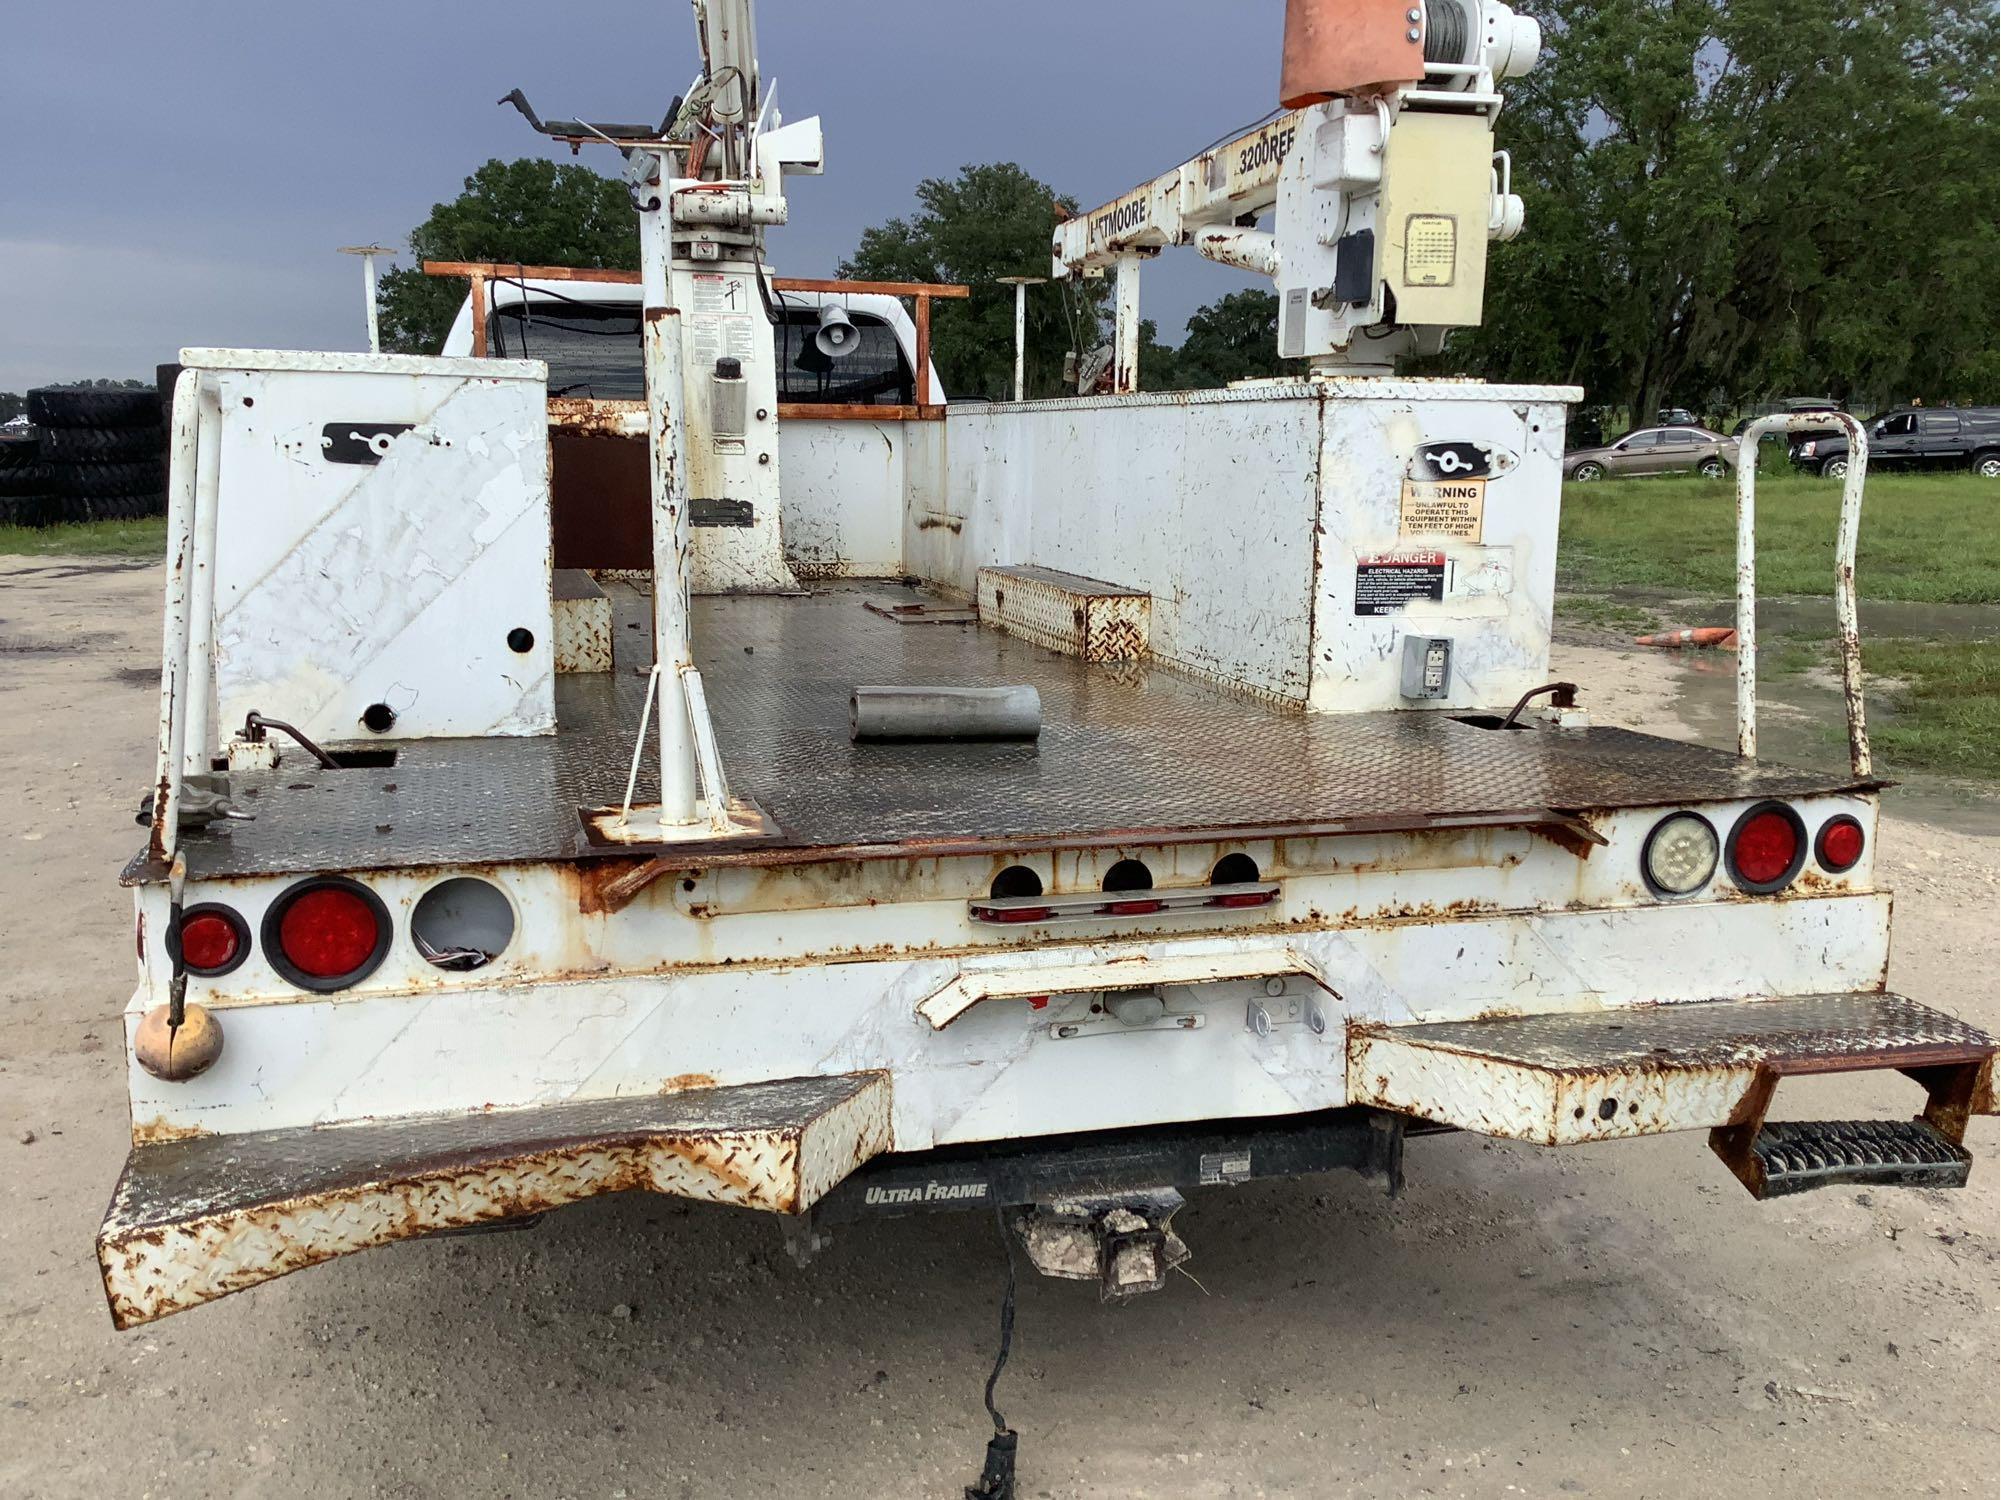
<box><xmin>1792</xmin><ymin>406</ymin><xmax>2001</xmax><ymax>479</ymax></box>
<box><xmin>1563</xmin><ymin>425</ymin><xmax>1737</xmax><ymax>482</ymax></box>
<box><xmin>1656</xmin><ymin>406</ymin><xmax>1698</xmax><ymax>427</ymax></box>
<box><xmin>1730</xmin><ymin>398</ymin><xmax>1847</xmax><ymax>468</ymax></box>
<box><xmin>1732</xmin><ymin>396</ymin><xmax>1842</xmax><ymax>443</ymax></box>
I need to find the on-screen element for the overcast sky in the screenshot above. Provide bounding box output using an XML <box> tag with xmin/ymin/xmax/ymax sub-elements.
<box><xmin>0</xmin><ymin>1</ymin><xmax>1286</xmax><ymax>393</ymax></box>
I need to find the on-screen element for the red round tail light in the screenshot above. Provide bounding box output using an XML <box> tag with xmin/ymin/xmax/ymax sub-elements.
<box><xmin>263</xmin><ymin>878</ymin><xmax>391</xmax><ymax>990</ymax></box>
<box><xmin>177</xmin><ymin>905</ymin><xmax>249</xmax><ymax>977</ymax></box>
<box><xmin>1726</xmin><ymin>803</ymin><xmax>1806</xmax><ymax>893</ymax></box>
<box><xmin>1816</xmin><ymin>815</ymin><xmax>1866</xmax><ymax>873</ymax></box>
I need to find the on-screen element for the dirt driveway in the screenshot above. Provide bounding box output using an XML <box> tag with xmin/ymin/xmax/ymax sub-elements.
<box><xmin>1</xmin><ymin>558</ymin><xmax>1994</xmax><ymax>1498</ymax></box>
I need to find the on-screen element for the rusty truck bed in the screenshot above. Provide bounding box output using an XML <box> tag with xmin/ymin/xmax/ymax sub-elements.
<box><xmin>149</xmin><ymin>583</ymin><xmax>1879</xmax><ymax>881</ymax></box>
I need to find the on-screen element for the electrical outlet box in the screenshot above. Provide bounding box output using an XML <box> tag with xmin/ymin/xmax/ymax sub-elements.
<box><xmin>1400</xmin><ymin>635</ymin><xmax>1453</xmax><ymax>700</ymax></box>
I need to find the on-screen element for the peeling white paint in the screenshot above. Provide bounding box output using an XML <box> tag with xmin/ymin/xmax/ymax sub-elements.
<box><xmin>206</xmin><ymin>364</ymin><xmax>554</xmax><ymax>744</ymax></box>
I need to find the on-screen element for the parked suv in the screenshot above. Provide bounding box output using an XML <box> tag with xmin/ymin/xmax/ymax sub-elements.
<box><xmin>1563</xmin><ymin>425</ymin><xmax>1736</xmax><ymax>481</ymax></box>
<box><xmin>1793</xmin><ymin>407</ymin><xmax>2000</xmax><ymax>479</ymax></box>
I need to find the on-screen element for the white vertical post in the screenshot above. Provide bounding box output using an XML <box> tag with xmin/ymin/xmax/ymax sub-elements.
<box><xmin>360</xmin><ymin>253</ymin><xmax>381</xmax><ymax>355</ymax></box>
<box><xmin>151</xmin><ymin>372</ymin><xmax>203</xmax><ymax>862</ymax></box>
<box><xmin>639</xmin><ymin>158</ymin><xmax>702</xmax><ymax>829</ymax></box>
<box><xmin>180</xmin><ymin>382</ymin><xmax>224</xmax><ymax>777</ymax></box>
<box><xmin>1733</xmin><ymin>411</ymin><xmax>1871</xmax><ymax>771</ymax></box>
<box><xmin>338</xmin><ymin>246</ymin><xmax>394</xmax><ymax>355</ymax></box>
<box><xmin>1113</xmin><ymin>253</ymin><xmax>1142</xmax><ymax>394</ymax></box>
<box><xmin>996</xmin><ymin>276</ymin><xmax>1046</xmax><ymax>403</ymax></box>
<box><xmin>1012</xmin><ymin>281</ymin><xmax>1027</xmax><ymax>402</ymax></box>
<box><xmin>1734</xmin><ymin>438</ymin><xmax>1759</xmax><ymax>760</ymax></box>
<box><xmin>1828</xmin><ymin>415</ymin><xmax>1872</xmax><ymax>776</ymax></box>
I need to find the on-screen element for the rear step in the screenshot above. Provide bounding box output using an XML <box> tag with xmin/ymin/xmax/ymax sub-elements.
<box><xmin>1347</xmin><ymin>991</ymin><xmax>1995</xmax><ymax>1197</ymax></box>
<box><xmin>1721</xmin><ymin>1119</ymin><xmax>1972</xmax><ymax>1199</ymax></box>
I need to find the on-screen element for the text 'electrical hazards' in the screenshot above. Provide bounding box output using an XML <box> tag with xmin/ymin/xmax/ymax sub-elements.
<box><xmin>1354</xmin><ymin>550</ymin><xmax>1447</xmax><ymax>616</ymax></box>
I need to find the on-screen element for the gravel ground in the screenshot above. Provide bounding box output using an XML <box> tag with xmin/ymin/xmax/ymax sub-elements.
<box><xmin>1</xmin><ymin>559</ymin><xmax>1994</xmax><ymax>1498</ymax></box>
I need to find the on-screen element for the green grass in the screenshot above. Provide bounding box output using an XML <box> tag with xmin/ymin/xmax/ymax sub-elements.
<box><xmin>1552</xmin><ymin>593</ymin><xmax>1662</xmax><ymax>634</ymax></box>
<box><xmin>1761</xmin><ymin>637</ymin><xmax>1824</xmax><ymax>677</ymax></box>
<box><xmin>0</xmin><ymin>517</ymin><xmax>167</xmax><ymax>558</ymax></box>
<box><xmin>1559</xmin><ymin>471</ymin><xmax>1999</xmax><ymax>603</ymax></box>
<box><xmin>1859</xmin><ymin>637</ymin><xmax>1999</xmax><ymax>779</ymax></box>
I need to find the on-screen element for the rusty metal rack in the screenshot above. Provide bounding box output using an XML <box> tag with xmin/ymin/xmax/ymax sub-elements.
<box><xmin>147</xmin><ymin>583</ymin><xmax>1881</xmax><ymax>884</ymax></box>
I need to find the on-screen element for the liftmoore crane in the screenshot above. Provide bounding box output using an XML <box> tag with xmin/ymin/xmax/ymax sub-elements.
<box><xmin>1054</xmin><ymin>0</ymin><xmax>1541</xmax><ymax>390</ymax></box>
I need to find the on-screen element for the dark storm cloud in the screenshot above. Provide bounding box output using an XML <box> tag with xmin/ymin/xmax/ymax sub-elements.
<box><xmin>0</xmin><ymin>1</ymin><xmax>1284</xmax><ymax>390</ymax></box>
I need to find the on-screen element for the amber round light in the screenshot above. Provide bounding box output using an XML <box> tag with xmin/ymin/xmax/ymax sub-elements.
<box><xmin>264</xmin><ymin>879</ymin><xmax>390</xmax><ymax>989</ymax></box>
<box><xmin>1817</xmin><ymin>816</ymin><xmax>1865</xmax><ymax>873</ymax></box>
<box><xmin>1727</xmin><ymin>803</ymin><xmax>1806</xmax><ymax>893</ymax></box>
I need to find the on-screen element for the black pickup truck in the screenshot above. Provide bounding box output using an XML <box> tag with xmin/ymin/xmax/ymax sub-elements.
<box><xmin>1793</xmin><ymin>406</ymin><xmax>2000</xmax><ymax>479</ymax></box>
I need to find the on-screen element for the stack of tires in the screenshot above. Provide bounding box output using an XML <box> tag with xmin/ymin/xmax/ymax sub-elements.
<box><xmin>14</xmin><ymin>386</ymin><xmax>168</xmax><ymax>525</ymax></box>
<box><xmin>0</xmin><ymin>433</ymin><xmax>49</xmax><ymax>528</ymax></box>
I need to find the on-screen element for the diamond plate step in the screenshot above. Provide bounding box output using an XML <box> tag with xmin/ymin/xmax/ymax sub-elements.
<box><xmin>1348</xmin><ymin>992</ymin><xmax>1996</xmax><ymax>1146</ymax></box>
<box><xmin>1737</xmin><ymin>1119</ymin><xmax>1972</xmax><ymax>1198</ymax></box>
<box><xmin>98</xmin><ymin>1072</ymin><xmax>891</xmax><ymax>1328</ymax></box>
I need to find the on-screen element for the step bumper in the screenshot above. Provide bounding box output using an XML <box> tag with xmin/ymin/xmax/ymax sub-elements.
<box><xmin>98</xmin><ymin>1072</ymin><xmax>891</xmax><ymax>1329</ymax></box>
<box><xmin>1347</xmin><ymin>992</ymin><xmax>1996</xmax><ymax>1147</ymax></box>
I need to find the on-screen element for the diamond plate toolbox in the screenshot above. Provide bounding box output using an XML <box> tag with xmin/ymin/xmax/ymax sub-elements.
<box><xmin>978</xmin><ymin>564</ymin><xmax>1150</xmax><ymax>663</ymax></box>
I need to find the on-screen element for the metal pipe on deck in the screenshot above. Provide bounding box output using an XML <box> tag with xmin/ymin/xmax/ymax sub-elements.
<box><xmin>850</xmin><ymin>685</ymin><xmax>1042</xmax><ymax>742</ymax></box>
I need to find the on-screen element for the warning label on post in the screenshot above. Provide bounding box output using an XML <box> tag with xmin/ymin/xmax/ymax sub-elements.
<box><xmin>1399</xmin><ymin>478</ymin><xmax>1485</xmax><ymax>540</ymax></box>
<box><xmin>1355</xmin><ymin>550</ymin><xmax>1448</xmax><ymax>615</ymax></box>
<box><xmin>688</xmin><ymin>273</ymin><xmax>758</xmax><ymax>368</ymax></box>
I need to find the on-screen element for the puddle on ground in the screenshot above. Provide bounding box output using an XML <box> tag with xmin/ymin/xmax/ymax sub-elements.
<box><xmin>1570</xmin><ymin>591</ymin><xmax>1996</xmax><ymax>836</ymax></box>
<box><xmin>1616</xmin><ymin>591</ymin><xmax>1998</xmax><ymax>642</ymax></box>
<box><xmin>1626</xmin><ymin>634</ymin><xmax>1994</xmax><ymax>838</ymax></box>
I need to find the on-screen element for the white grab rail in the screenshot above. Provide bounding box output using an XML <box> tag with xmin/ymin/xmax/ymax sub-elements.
<box><xmin>1733</xmin><ymin>412</ymin><xmax>1871</xmax><ymax>776</ymax></box>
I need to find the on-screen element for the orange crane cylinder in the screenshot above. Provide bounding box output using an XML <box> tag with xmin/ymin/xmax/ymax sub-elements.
<box><xmin>1279</xmin><ymin>0</ymin><xmax>1428</xmax><ymax>106</ymax></box>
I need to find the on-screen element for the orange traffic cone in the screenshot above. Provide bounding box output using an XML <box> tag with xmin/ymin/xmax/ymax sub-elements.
<box><xmin>1634</xmin><ymin>627</ymin><xmax>1738</xmax><ymax>649</ymax></box>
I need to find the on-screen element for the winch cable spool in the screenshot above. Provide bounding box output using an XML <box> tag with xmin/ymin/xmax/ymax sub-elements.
<box><xmin>1423</xmin><ymin>0</ymin><xmax>1471</xmax><ymax>66</ymax></box>
<box><xmin>963</xmin><ymin>1207</ymin><xmax>1021</xmax><ymax>1500</ymax></box>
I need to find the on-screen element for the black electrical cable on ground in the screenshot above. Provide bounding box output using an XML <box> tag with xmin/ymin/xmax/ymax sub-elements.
<box><xmin>964</xmin><ymin>1207</ymin><xmax>1020</xmax><ymax>1500</ymax></box>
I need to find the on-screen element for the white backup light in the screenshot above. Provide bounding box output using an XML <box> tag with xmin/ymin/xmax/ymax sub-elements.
<box><xmin>1643</xmin><ymin>812</ymin><xmax>1720</xmax><ymax>896</ymax></box>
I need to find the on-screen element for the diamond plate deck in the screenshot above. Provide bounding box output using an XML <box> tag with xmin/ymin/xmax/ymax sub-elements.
<box><xmin>159</xmin><ymin>583</ymin><xmax>1880</xmax><ymax>880</ymax></box>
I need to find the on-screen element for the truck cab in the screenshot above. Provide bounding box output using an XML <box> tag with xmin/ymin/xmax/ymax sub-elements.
<box><xmin>438</xmin><ymin>278</ymin><xmax>943</xmax><ymax>408</ymax></box>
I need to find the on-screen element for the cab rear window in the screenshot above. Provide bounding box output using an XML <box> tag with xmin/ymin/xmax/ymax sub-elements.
<box><xmin>486</xmin><ymin>301</ymin><xmax>915</xmax><ymax>405</ymax></box>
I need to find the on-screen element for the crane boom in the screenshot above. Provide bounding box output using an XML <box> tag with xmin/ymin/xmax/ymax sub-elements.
<box><xmin>1052</xmin><ymin>0</ymin><xmax>1540</xmax><ymax>388</ymax></box>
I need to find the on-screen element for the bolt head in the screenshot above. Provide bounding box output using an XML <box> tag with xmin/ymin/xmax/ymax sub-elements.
<box><xmin>1407</xmin><ymin>27</ymin><xmax>1422</xmax><ymax>41</ymax></box>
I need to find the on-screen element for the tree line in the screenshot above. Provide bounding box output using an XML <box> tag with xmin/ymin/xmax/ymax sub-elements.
<box><xmin>376</xmin><ymin>0</ymin><xmax>1995</xmax><ymax>422</ymax></box>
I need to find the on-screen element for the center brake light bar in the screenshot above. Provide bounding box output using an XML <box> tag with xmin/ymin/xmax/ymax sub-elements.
<box><xmin>969</xmin><ymin>882</ymin><xmax>1281</xmax><ymax>927</ymax></box>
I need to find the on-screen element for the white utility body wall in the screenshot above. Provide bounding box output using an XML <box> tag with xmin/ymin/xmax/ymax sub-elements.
<box><xmin>201</xmin><ymin>351</ymin><xmax>556</xmax><ymax>745</ymax></box>
<box><xmin>917</xmin><ymin>379</ymin><xmax>1579</xmax><ymax>711</ymax></box>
